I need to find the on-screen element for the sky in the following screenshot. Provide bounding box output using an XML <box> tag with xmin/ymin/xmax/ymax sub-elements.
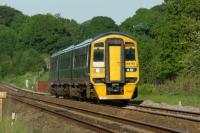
<box><xmin>0</xmin><ymin>0</ymin><xmax>164</xmax><ymax>24</ymax></box>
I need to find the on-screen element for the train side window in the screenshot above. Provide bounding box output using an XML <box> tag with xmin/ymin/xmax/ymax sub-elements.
<box><xmin>125</xmin><ymin>48</ymin><xmax>135</xmax><ymax>61</ymax></box>
<box><xmin>94</xmin><ymin>48</ymin><xmax>104</xmax><ymax>62</ymax></box>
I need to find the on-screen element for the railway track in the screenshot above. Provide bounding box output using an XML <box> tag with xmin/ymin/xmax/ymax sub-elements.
<box><xmin>0</xmin><ymin>84</ymin><xmax>198</xmax><ymax>132</ymax></box>
<box><xmin>8</xmin><ymin>94</ymin><xmax>114</xmax><ymax>133</ymax></box>
<box><xmin>8</xmin><ymin>94</ymin><xmax>185</xmax><ymax>133</ymax></box>
<box><xmin>124</xmin><ymin>104</ymin><xmax>200</xmax><ymax>122</ymax></box>
<box><xmin>4</xmin><ymin>83</ymin><xmax>200</xmax><ymax>122</ymax></box>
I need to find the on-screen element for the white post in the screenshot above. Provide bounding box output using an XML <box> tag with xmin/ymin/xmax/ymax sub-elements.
<box><xmin>11</xmin><ymin>112</ymin><xmax>17</xmax><ymax>126</ymax></box>
<box><xmin>25</xmin><ymin>80</ymin><xmax>29</xmax><ymax>89</ymax></box>
<box><xmin>0</xmin><ymin>92</ymin><xmax>7</xmax><ymax>121</ymax></box>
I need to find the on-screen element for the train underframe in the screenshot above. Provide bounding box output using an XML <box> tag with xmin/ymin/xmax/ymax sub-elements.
<box><xmin>50</xmin><ymin>82</ymin><xmax>138</xmax><ymax>102</ymax></box>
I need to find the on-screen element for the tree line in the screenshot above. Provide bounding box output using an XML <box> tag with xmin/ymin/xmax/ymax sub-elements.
<box><xmin>0</xmin><ymin>0</ymin><xmax>199</xmax><ymax>85</ymax></box>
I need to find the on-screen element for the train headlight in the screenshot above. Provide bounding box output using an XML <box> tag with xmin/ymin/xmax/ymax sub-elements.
<box><xmin>126</xmin><ymin>68</ymin><xmax>137</xmax><ymax>72</ymax></box>
<box><xmin>94</xmin><ymin>68</ymin><xmax>103</xmax><ymax>73</ymax></box>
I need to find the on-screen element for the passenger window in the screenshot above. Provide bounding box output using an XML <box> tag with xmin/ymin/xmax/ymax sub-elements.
<box><xmin>94</xmin><ymin>48</ymin><xmax>104</xmax><ymax>62</ymax></box>
<box><xmin>125</xmin><ymin>48</ymin><xmax>135</xmax><ymax>61</ymax></box>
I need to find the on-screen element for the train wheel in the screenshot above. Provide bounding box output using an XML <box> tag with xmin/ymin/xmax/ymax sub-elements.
<box><xmin>50</xmin><ymin>86</ymin><xmax>57</xmax><ymax>96</ymax></box>
<box><xmin>95</xmin><ymin>99</ymin><xmax>101</xmax><ymax>104</ymax></box>
<box><xmin>55</xmin><ymin>85</ymin><xmax>60</xmax><ymax>98</ymax></box>
<box><xmin>122</xmin><ymin>100</ymin><xmax>130</xmax><ymax>105</ymax></box>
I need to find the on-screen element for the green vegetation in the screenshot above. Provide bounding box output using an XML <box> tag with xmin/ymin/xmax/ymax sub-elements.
<box><xmin>121</xmin><ymin>0</ymin><xmax>200</xmax><ymax>84</ymax></box>
<box><xmin>2</xmin><ymin>72</ymin><xmax>39</xmax><ymax>90</ymax></box>
<box><xmin>0</xmin><ymin>117</ymin><xmax>28</xmax><ymax>133</ymax></box>
<box><xmin>39</xmin><ymin>72</ymin><xmax>49</xmax><ymax>81</ymax></box>
<box><xmin>0</xmin><ymin>0</ymin><xmax>199</xmax><ymax>106</ymax></box>
<box><xmin>121</xmin><ymin>0</ymin><xmax>200</xmax><ymax>107</ymax></box>
<box><xmin>138</xmin><ymin>83</ymin><xmax>200</xmax><ymax>107</ymax></box>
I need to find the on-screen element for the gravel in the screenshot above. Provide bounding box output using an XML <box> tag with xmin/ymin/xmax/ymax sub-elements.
<box><xmin>3</xmin><ymin>98</ymin><xmax>93</xmax><ymax>133</ymax></box>
<box><xmin>140</xmin><ymin>100</ymin><xmax>200</xmax><ymax>112</ymax></box>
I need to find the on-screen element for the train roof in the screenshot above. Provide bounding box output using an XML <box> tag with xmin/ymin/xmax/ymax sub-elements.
<box><xmin>93</xmin><ymin>31</ymin><xmax>133</xmax><ymax>41</ymax></box>
<box><xmin>51</xmin><ymin>32</ymin><xmax>133</xmax><ymax>57</ymax></box>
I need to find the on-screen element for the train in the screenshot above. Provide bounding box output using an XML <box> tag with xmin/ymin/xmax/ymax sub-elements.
<box><xmin>49</xmin><ymin>32</ymin><xmax>139</xmax><ymax>102</ymax></box>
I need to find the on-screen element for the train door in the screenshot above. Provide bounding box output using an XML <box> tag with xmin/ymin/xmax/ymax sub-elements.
<box><xmin>105</xmin><ymin>38</ymin><xmax>125</xmax><ymax>83</ymax></box>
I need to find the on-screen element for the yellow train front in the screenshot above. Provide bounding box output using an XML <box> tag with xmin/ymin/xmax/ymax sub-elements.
<box><xmin>90</xmin><ymin>32</ymin><xmax>139</xmax><ymax>100</ymax></box>
<box><xmin>50</xmin><ymin>32</ymin><xmax>139</xmax><ymax>101</ymax></box>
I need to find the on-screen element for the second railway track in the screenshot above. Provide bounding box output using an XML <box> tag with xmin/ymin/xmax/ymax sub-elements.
<box><xmin>124</xmin><ymin>104</ymin><xmax>200</xmax><ymax>122</ymax></box>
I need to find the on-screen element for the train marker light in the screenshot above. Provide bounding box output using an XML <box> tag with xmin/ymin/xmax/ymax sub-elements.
<box><xmin>94</xmin><ymin>68</ymin><xmax>103</xmax><ymax>73</ymax></box>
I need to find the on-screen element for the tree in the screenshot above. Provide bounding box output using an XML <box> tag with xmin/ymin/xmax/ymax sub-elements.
<box><xmin>155</xmin><ymin>0</ymin><xmax>200</xmax><ymax>80</ymax></box>
<box><xmin>183</xmin><ymin>31</ymin><xmax>200</xmax><ymax>75</ymax></box>
<box><xmin>13</xmin><ymin>49</ymin><xmax>46</xmax><ymax>74</ymax></box>
<box><xmin>61</xmin><ymin>18</ymin><xmax>81</xmax><ymax>44</ymax></box>
<box><xmin>0</xmin><ymin>6</ymin><xmax>22</xmax><ymax>26</ymax></box>
<box><xmin>120</xmin><ymin>0</ymin><xmax>200</xmax><ymax>83</ymax></box>
<box><xmin>0</xmin><ymin>54</ymin><xmax>12</xmax><ymax>78</ymax></box>
<box><xmin>120</xmin><ymin>5</ymin><xmax>166</xmax><ymax>83</ymax></box>
<box><xmin>18</xmin><ymin>14</ymin><xmax>74</xmax><ymax>54</ymax></box>
<box><xmin>0</xmin><ymin>24</ymin><xmax>17</xmax><ymax>56</ymax></box>
<box><xmin>80</xmin><ymin>16</ymin><xmax>119</xmax><ymax>39</ymax></box>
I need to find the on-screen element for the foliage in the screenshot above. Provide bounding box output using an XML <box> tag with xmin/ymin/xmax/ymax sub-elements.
<box><xmin>18</xmin><ymin>14</ymin><xmax>74</xmax><ymax>54</ymax></box>
<box><xmin>3</xmin><ymin>72</ymin><xmax>38</xmax><ymax>90</ymax></box>
<box><xmin>0</xmin><ymin>6</ymin><xmax>22</xmax><ymax>26</ymax></box>
<box><xmin>183</xmin><ymin>31</ymin><xmax>200</xmax><ymax>75</ymax></box>
<box><xmin>121</xmin><ymin>0</ymin><xmax>200</xmax><ymax>83</ymax></box>
<box><xmin>157</xmin><ymin>75</ymin><xmax>200</xmax><ymax>95</ymax></box>
<box><xmin>80</xmin><ymin>16</ymin><xmax>119</xmax><ymax>39</ymax></box>
<box><xmin>0</xmin><ymin>24</ymin><xmax>17</xmax><ymax>56</ymax></box>
<box><xmin>138</xmin><ymin>87</ymin><xmax>200</xmax><ymax>107</ymax></box>
<box><xmin>0</xmin><ymin>54</ymin><xmax>12</xmax><ymax>79</ymax></box>
<box><xmin>0</xmin><ymin>6</ymin><xmax>27</xmax><ymax>32</ymax></box>
<box><xmin>120</xmin><ymin>5</ymin><xmax>166</xmax><ymax>83</ymax></box>
<box><xmin>12</xmin><ymin>49</ymin><xmax>46</xmax><ymax>75</ymax></box>
<box><xmin>139</xmin><ymin>84</ymin><xmax>157</xmax><ymax>95</ymax></box>
<box><xmin>39</xmin><ymin>72</ymin><xmax>49</xmax><ymax>81</ymax></box>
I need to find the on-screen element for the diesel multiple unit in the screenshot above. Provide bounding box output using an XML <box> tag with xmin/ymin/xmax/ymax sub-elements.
<box><xmin>49</xmin><ymin>32</ymin><xmax>139</xmax><ymax>101</ymax></box>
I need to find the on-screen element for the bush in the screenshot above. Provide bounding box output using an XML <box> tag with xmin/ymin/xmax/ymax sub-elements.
<box><xmin>0</xmin><ymin>54</ymin><xmax>12</xmax><ymax>78</ymax></box>
<box><xmin>157</xmin><ymin>75</ymin><xmax>200</xmax><ymax>95</ymax></box>
<box><xmin>139</xmin><ymin>84</ymin><xmax>157</xmax><ymax>95</ymax></box>
<box><xmin>13</xmin><ymin>49</ymin><xmax>46</xmax><ymax>75</ymax></box>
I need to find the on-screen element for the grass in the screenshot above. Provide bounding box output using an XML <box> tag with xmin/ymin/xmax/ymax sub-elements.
<box><xmin>137</xmin><ymin>84</ymin><xmax>200</xmax><ymax>107</ymax></box>
<box><xmin>38</xmin><ymin>72</ymin><xmax>49</xmax><ymax>81</ymax></box>
<box><xmin>1</xmin><ymin>69</ymin><xmax>49</xmax><ymax>90</ymax></box>
<box><xmin>2</xmin><ymin>72</ymin><xmax>39</xmax><ymax>91</ymax></box>
<box><xmin>0</xmin><ymin>117</ymin><xmax>29</xmax><ymax>133</ymax></box>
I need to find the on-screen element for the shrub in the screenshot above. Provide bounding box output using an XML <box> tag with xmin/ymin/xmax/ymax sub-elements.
<box><xmin>0</xmin><ymin>54</ymin><xmax>12</xmax><ymax>78</ymax></box>
<box><xmin>13</xmin><ymin>49</ymin><xmax>46</xmax><ymax>75</ymax></box>
<box><xmin>139</xmin><ymin>84</ymin><xmax>157</xmax><ymax>95</ymax></box>
<box><xmin>157</xmin><ymin>75</ymin><xmax>200</xmax><ymax>95</ymax></box>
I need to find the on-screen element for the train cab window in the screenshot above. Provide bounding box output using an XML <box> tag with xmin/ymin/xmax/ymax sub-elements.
<box><xmin>125</xmin><ymin>48</ymin><xmax>135</xmax><ymax>61</ymax></box>
<box><xmin>94</xmin><ymin>43</ymin><xmax>104</xmax><ymax>47</ymax></box>
<box><xmin>94</xmin><ymin>48</ymin><xmax>104</xmax><ymax>62</ymax></box>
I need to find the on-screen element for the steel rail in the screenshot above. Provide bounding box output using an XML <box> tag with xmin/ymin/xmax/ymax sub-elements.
<box><xmin>1</xmin><ymin>83</ymin><xmax>200</xmax><ymax>122</ymax></box>
<box><xmin>0</xmin><ymin>84</ymin><xmax>185</xmax><ymax>133</ymax></box>
<box><xmin>8</xmin><ymin>94</ymin><xmax>114</xmax><ymax>133</ymax></box>
<box><xmin>8</xmin><ymin>93</ymin><xmax>184</xmax><ymax>133</ymax></box>
<box><xmin>126</xmin><ymin>104</ymin><xmax>200</xmax><ymax>122</ymax></box>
